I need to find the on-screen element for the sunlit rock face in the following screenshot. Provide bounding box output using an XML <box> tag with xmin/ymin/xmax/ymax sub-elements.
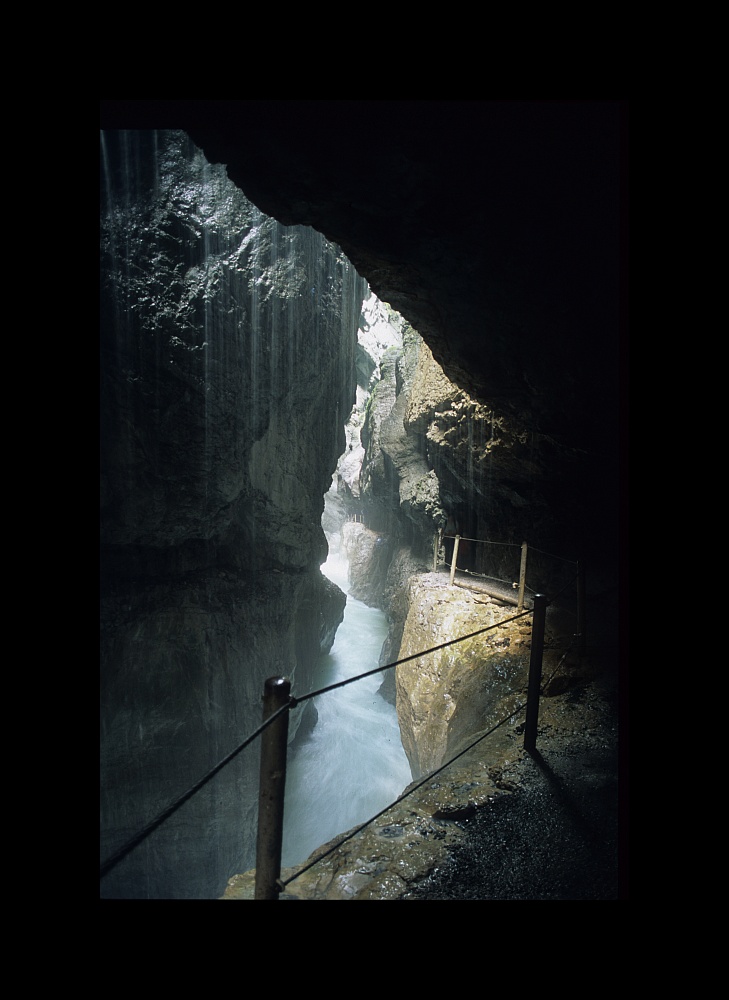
<box><xmin>332</xmin><ymin>293</ymin><xmax>402</xmax><ymax>504</ymax></box>
<box><xmin>354</xmin><ymin>326</ymin><xmax>540</xmax><ymax>575</ymax></box>
<box><xmin>395</xmin><ymin>575</ymin><xmax>533</xmax><ymax>779</ymax></box>
<box><xmin>100</xmin><ymin>130</ymin><xmax>365</xmax><ymax>898</ymax></box>
<box><xmin>343</xmin><ymin>323</ymin><xmax>588</xmax><ymax>772</ymax></box>
<box><xmin>359</xmin><ymin>321</ymin><xmax>445</xmax><ymax>548</ymax></box>
<box><xmin>342</xmin><ymin>522</ymin><xmax>396</xmax><ymax>607</ymax></box>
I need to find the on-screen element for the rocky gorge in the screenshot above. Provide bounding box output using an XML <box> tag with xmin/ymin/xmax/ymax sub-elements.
<box><xmin>100</xmin><ymin>130</ymin><xmax>367</xmax><ymax>898</ymax></box>
<box><xmin>100</xmin><ymin>104</ymin><xmax>624</xmax><ymax>900</ymax></box>
<box><xmin>218</xmin><ymin>302</ymin><xmax>621</xmax><ymax>900</ymax></box>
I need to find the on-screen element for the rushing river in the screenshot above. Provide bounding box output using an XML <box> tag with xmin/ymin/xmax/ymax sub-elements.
<box><xmin>281</xmin><ymin>540</ymin><xmax>412</xmax><ymax>868</ymax></box>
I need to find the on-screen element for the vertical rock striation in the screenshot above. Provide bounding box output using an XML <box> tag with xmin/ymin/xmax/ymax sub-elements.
<box><xmin>100</xmin><ymin>130</ymin><xmax>367</xmax><ymax>898</ymax></box>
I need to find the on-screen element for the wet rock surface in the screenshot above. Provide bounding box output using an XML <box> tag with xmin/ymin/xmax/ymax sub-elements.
<box><xmin>100</xmin><ymin>131</ymin><xmax>367</xmax><ymax>898</ymax></box>
<box><xmin>402</xmin><ymin>703</ymin><xmax>621</xmax><ymax>900</ymax></box>
<box><xmin>222</xmin><ymin>598</ymin><xmax>624</xmax><ymax>901</ymax></box>
<box><xmin>99</xmin><ymin>113</ymin><xmax>624</xmax><ymax>900</ymax></box>
<box><xmin>400</xmin><ymin>591</ymin><xmax>623</xmax><ymax>901</ymax></box>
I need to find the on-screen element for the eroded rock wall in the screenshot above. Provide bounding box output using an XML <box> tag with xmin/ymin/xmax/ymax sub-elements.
<box><xmin>348</xmin><ymin>319</ymin><xmax>586</xmax><ymax>780</ymax></box>
<box><xmin>100</xmin><ymin>130</ymin><xmax>366</xmax><ymax>898</ymax></box>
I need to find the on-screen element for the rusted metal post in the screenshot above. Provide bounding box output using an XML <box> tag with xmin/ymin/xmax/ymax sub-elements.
<box><xmin>449</xmin><ymin>535</ymin><xmax>461</xmax><ymax>586</ymax></box>
<box><xmin>523</xmin><ymin>594</ymin><xmax>547</xmax><ymax>752</ymax></box>
<box><xmin>254</xmin><ymin>676</ymin><xmax>291</xmax><ymax>899</ymax></box>
<box><xmin>517</xmin><ymin>541</ymin><xmax>528</xmax><ymax>611</ymax></box>
<box><xmin>577</xmin><ymin>559</ymin><xmax>586</xmax><ymax>657</ymax></box>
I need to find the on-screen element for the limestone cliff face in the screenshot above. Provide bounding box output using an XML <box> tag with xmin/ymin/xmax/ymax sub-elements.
<box><xmin>394</xmin><ymin>575</ymin><xmax>533</xmax><ymax>778</ymax></box>
<box><xmin>331</xmin><ymin>293</ymin><xmax>401</xmax><ymax>505</ymax></box>
<box><xmin>100</xmin><ymin>131</ymin><xmax>366</xmax><ymax>898</ymax></box>
<box><xmin>348</xmin><ymin>321</ymin><xmax>584</xmax><ymax>784</ymax></box>
<box><xmin>356</xmin><ymin>321</ymin><xmax>553</xmax><ymax>575</ymax></box>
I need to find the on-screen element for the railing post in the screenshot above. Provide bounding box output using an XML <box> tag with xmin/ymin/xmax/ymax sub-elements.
<box><xmin>577</xmin><ymin>559</ymin><xmax>586</xmax><ymax>657</ymax></box>
<box><xmin>449</xmin><ymin>535</ymin><xmax>461</xmax><ymax>586</ymax></box>
<box><xmin>517</xmin><ymin>541</ymin><xmax>528</xmax><ymax>611</ymax></box>
<box><xmin>523</xmin><ymin>594</ymin><xmax>547</xmax><ymax>752</ymax></box>
<box><xmin>254</xmin><ymin>675</ymin><xmax>291</xmax><ymax>900</ymax></box>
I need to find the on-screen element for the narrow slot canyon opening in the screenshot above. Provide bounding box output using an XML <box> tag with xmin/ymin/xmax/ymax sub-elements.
<box><xmin>281</xmin><ymin>511</ymin><xmax>412</xmax><ymax>870</ymax></box>
<box><xmin>101</xmin><ymin>130</ymin><xmax>417</xmax><ymax>896</ymax></box>
<box><xmin>282</xmin><ymin>298</ymin><xmax>414</xmax><ymax>869</ymax></box>
<box><xmin>101</xmin><ymin>113</ymin><xmax>622</xmax><ymax>900</ymax></box>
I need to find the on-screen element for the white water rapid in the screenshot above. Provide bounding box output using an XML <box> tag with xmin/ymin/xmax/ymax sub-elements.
<box><xmin>281</xmin><ymin>537</ymin><xmax>412</xmax><ymax>869</ymax></box>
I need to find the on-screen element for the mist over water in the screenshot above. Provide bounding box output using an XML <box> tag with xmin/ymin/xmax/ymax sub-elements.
<box><xmin>281</xmin><ymin>541</ymin><xmax>412</xmax><ymax>868</ymax></box>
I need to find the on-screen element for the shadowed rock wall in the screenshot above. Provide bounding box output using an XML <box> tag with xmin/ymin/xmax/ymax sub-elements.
<box><xmin>100</xmin><ymin>130</ymin><xmax>366</xmax><ymax>898</ymax></box>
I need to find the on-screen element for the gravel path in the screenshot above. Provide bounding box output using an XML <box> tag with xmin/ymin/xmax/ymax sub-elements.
<box><xmin>403</xmin><ymin>736</ymin><xmax>621</xmax><ymax>899</ymax></box>
<box><xmin>401</xmin><ymin>648</ymin><xmax>624</xmax><ymax>900</ymax></box>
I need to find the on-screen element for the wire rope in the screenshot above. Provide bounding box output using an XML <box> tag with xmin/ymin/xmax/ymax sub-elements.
<box><xmin>280</xmin><ymin>700</ymin><xmax>527</xmax><ymax>888</ymax></box>
<box><xmin>101</xmin><ymin>574</ymin><xmax>570</xmax><ymax>883</ymax></box>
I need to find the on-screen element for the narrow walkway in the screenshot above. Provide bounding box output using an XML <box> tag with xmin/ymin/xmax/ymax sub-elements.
<box><xmin>430</xmin><ymin>568</ymin><xmax>526</xmax><ymax>606</ymax></box>
<box><xmin>401</xmin><ymin>631</ymin><xmax>623</xmax><ymax>900</ymax></box>
<box><xmin>402</xmin><ymin>731</ymin><xmax>620</xmax><ymax>899</ymax></box>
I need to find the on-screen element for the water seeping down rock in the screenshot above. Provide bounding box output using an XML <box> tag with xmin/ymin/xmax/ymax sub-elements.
<box><xmin>100</xmin><ymin>131</ymin><xmax>367</xmax><ymax>898</ymax></box>
<box><xmin>100</xmin><ymin>108</ymin><xmax>622</xmax><ymax>898</ymax></box>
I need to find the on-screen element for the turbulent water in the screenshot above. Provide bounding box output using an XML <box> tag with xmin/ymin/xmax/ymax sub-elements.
<box><xmin>281</xmin><ymin>540</ymin><xmax>412</xmax><ymax>868</ymax></box>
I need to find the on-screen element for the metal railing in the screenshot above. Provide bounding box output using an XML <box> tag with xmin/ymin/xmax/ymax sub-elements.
<box><xmin>439</xmin><ymin>534</ymin><xmax>585</xmax><ymax>655</ymax></box>
<box><xmin>100</xmin><ymin>540</ymin><xmax>584</xmax><ymax>898</ymax></box>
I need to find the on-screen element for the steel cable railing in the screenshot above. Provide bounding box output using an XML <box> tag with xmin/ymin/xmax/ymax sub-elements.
<box><xmin>440</xmin><ymin>536</ymin><xmax>578</xmax><ymax>590</ymax></box>
<box><xmin>101</xmin><ymin>542</ymin><xmax>584</xmax><ymax>894</ymax></box>
<box><xmin>278</xmin><ymin>698</ymin><xmax>528</xmax><ymax>890</ymax></box>
<box><xmin>277</xmin><ymin>592</ymin><xmax>579</xmax><ymax>891</ymax></box>
<box><xmin>98</xmin><ymin>703</ymin><xmax>290</xmax><ymax>879</ymax></box>
<box><xmin>100</xmin><ymin>607</ymin><xmax>533</xmax><ymax>880</ymax></box>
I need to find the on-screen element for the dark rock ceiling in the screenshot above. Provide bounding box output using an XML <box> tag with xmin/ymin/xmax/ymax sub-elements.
<box><xmin>100</xmin><ymin>99</ymin><xmax>627</xmax><ymax>565</ymax></box>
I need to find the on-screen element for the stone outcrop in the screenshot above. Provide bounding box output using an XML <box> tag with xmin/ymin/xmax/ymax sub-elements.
<box><xmin>337</xmin><ymin>312</ymin><xmax>588</xmax><ymax>792</ymax></box>
<box><xmin>331</xmin><ymin>293</ymin><xmax>401</xmax><ymax>505</ymax></box>
<box><xmin>354</xmin><ymin>320</ymin><xmax>560</xmax><ymax>582</ymax></box>
<box><xmin>359</xmin><ymin>323</ymin><xmax>444</xmax><ymax>548</ymax></box>
<box><xmin>100</xmin><ymin>131</ymin><xmax>366</xmax><ymax>898</ymax></box>
<box><xmin>393</xmin><ymin>574</ymin><xmax>533</xmax><ymax>778</ymax></box>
